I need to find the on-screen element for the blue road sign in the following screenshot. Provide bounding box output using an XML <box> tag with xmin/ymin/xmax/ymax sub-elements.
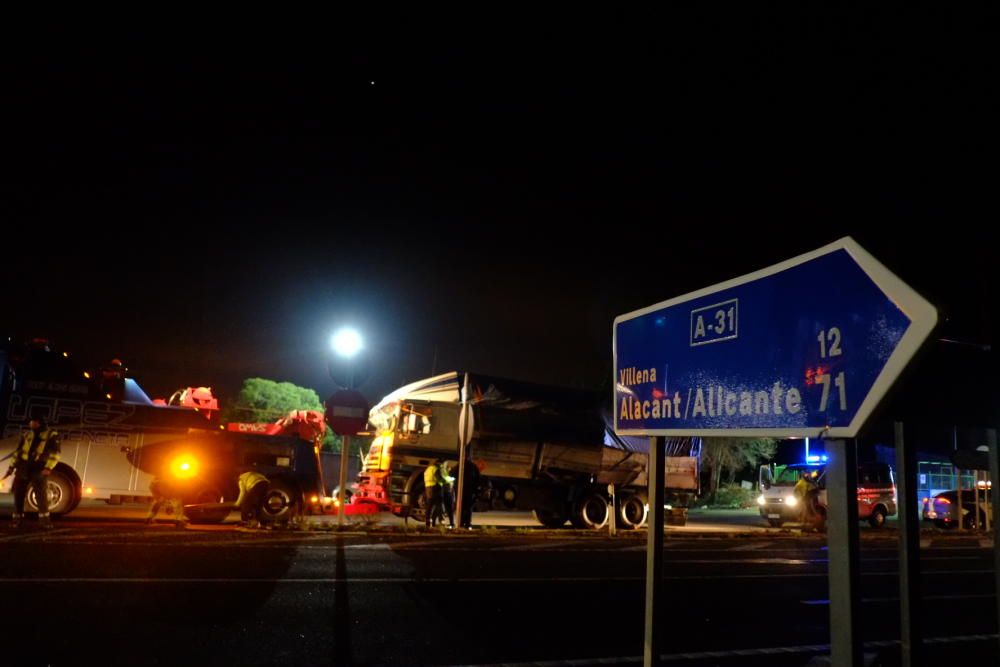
<box><xmin>613</xmin><ymin>238</ymin><xmax>937</xmax><ymax>438</ymax></box>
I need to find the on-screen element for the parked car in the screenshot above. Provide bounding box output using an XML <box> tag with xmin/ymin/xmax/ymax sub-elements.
<box><xmin>922</xmin><ymin>489</ymin><xmax>993</xmax><ymax>529</ymax></box>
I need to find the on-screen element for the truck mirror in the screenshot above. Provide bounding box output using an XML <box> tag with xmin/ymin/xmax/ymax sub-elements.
<box><xmin>758</xmin><ymin>464</ymin><xmax>772</xmax><ymax>491</ymax></box>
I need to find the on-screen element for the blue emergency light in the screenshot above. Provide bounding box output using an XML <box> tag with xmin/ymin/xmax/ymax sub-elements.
<box><xmin>805</xmin><ymin>454</ymin><xmax>828</xmax><ymax>463</ymax></box>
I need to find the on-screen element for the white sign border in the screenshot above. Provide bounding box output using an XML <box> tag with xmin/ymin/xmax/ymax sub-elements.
<box><xmin>612</xmin><ymin>236</ymin><xmax>938</xmax><ymax>438</ymax></box>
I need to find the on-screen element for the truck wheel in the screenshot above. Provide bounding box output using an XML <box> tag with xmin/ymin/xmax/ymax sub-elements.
<box><xmin>185</xmin><ymin>486</ymin><xmax>229</xmax><ymax>524</ymax></box>
<box><xmin>259</xmin><ymin>480</ymin><xmax>301</xmax><ymax>523</ymax></box>
<box><xmin>533</xmin><ymin>508</ymin><xmax>568</xmax><ymax>528</ymax></box>
<box><xmin>570</xmin><ymin>493</ymin><xmax>609</xmax><ymax>529</ymax></box>
<box><xmin>26</xmin><ymin>470</ymin><xmax>76</xmax><ymax>515</ymax></box>
<box><xmin>500</xmin><ymin>486</ymin><xmax>518</xmax><ymax>509</ymax></box>
<box><xmin>617</xmin><ymin>494</ymin><xmax>648</xmax><ymax>529</ymax></box>
<box><xmin>407</xmin><ymin>479</ymin><xmax>429</xmax><ymax>521</ymax></box>
<box><xmin>868</xmin><ymin>506</ymin><xmax>887</xmax><ymax>528</ymax></box>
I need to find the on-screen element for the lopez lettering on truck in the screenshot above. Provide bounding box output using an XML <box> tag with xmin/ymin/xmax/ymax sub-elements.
<box><xmin>4</xmin><ymin>394</ymin><xmax>137</xmax><ymax>436</ymax></box>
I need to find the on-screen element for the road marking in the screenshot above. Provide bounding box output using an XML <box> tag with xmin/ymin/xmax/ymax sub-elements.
<box><xmin>494</xmin><ymin>541</ymin><xmax>579</xmax><ymax>551</ymax></box>
<box><xmin>802</xmin><ymin>592</ymin><xmax>996</xmax><ymax>605</ymax></box>
<box><xmin>446</xmin><ymin>633</ymin><xmax>1000</xmax><ymax>666</ymax></box>
<box><xmin>0</xmin><ymin>529</ymin><xmax>73</xmax><ymax>542</ymax></box>
<box><xmin>389</xmin><ymin>539</ymin><xmax>460</xmax><ymax>549</ymax></box>
<box><xmin>4</xmin><ymin>567</ymin><xmax>995</xmax><ymax>585</ymax></box>
<box><xmin>729</xmin><ymin>542</ymin><xmax>769</xmax><ymax>551</ymax></box>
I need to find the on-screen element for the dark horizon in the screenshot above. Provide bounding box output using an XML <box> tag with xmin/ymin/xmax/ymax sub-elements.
<box><xmin>3</xmin><ymin>18</ymin><xmax>995</xmax><ymax>416</ymax></box>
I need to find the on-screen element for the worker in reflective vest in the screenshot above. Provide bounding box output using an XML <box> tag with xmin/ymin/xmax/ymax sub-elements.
<box><xmin>5</xmin><ymin>418</ymin><xmax>61</xmax><ymax>529</ymax></box>
<box><xmin>423</xmin><ymin>459</ymin><xmax>443</xmax><ymax>528</ymax></box>
<box><xmin>236</xmin><ymin>469</ymin><xmax>270</xmax><ymax>527</ymax></box>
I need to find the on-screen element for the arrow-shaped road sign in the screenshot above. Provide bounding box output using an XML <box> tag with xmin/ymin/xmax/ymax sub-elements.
<box><xmin>613</xmin><ymin>237</ymin><xmax>937</xmax><ymax>438</ymax></box>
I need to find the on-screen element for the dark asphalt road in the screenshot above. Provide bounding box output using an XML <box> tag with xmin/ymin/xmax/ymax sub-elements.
<box><xmin>0</xmin><ymin>518</ymin><xmax>996</xmax><ymax>667</ymax></box>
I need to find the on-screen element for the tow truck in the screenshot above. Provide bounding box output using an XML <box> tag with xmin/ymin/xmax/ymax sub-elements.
<box><xmin>1</xmin><ymin>337</ymin><xmax>330</xmax><ymax>523</ymax></box>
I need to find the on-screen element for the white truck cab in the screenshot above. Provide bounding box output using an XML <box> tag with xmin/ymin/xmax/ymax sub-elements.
<box><xmin>758</xmin><ymin>458</ymin><xmax>897</xmax><ymax>528</ymax></box>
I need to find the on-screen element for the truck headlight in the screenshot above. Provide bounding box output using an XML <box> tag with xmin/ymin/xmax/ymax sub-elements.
<box><xmin>756</xmin><ymin>495</ymin><xmax>766</xmax><ymax>505</ymax></box>
<box><xmin>785</xmin><ymin>495</ymin><xmax>798</xmax><ymax>507</ymax></box>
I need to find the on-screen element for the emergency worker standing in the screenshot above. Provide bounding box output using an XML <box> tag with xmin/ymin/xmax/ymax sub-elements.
<box><xmin>144</xmin><ymin>475</ymin><xmax>188</xmax><ymax>528</ymax></box>
<box><xmin>437</xmin><ymin>461</ymin><xmax>456</xmax><ymax>529</ymax></box>
<box><xmin>423</xmin><ymin>458</ymin><xmax>443</xmax><ymax>528</ymax></box>
<box><xmin>794</xmin><ymin>471</ymin><xmax>822</xmax><ymax>531</ymax></box>
<box><xmin>236</xmin><ymin>468</ymin><xmax>270</xmax><ymax>527</ymax></box>
<box><xmin>5</xmin><ymin>418</ymin><xmax>60</xmax><ymax>529</ymax></box>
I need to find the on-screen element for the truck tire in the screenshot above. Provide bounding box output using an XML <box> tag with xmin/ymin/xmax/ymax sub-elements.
<box><xmin>570</xmin><ymin>493</ymin><xmax>609</xmax><ymax>529</ymax></box>
<box><xmin>407</xmin><ymin>478</ymin><xmax>429</xmax><ymax>521</ymax></box>
<box><xmin>500</xmin><ymin>486</ymin><xmax>518</xmax><ymax>509</ymax></box>
<box><xmin>867</xmin><ymin>506</ymin><xmax>887</xmax><ymax>528</ymax></box>
<box><xmin>185</xmin><ymin>486</ymin><xmax>229</xmax><ymax>524</ymax></box>
<box><xmin>617</xmin><ymin>494</ymin><xmax>648</xmax><ymax>529</ymax></box>
<box><xmin>25</xmin><ymin>470</ymin><xmax>76</xmax><ymax>515</ymax></box>
<box><xmin>533</xmin><ymin>507</ymin><xmax>569</xmax><ymax>528</ymax></box>
<box><xmin>259</xmin><ymin>480</ymin><xmax>301</xmax><ymax>524</ymax></box>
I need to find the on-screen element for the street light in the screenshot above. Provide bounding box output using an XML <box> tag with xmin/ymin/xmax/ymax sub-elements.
<box><xmin>330</xmin><ymin>328</ymin><xmax>363</xmax><ymax>359</ymax></box>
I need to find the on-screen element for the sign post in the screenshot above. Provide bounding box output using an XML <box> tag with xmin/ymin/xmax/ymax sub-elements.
<box><xmin>613</xmin><ymin>238</ymin><xmax>936</xmax><ymax>667</ymax></box>
<box><xmin>325</xmin><ymin>390</ymin><xmax>370</xmax><ymax>528</ymax></box>
<box><xmin>455</xmin><ymin>373</ymin><xmax>474</xmax><ymax>530</ymax></box>
<box><xmin>643</xmin><ymin>436</ymin><xmax>665</xmax><ymax>666</ymax></box>
<box><xmin>827</xmin><ymin>438</ymin><xmax>862</xmax><ymax>666</ymax></box>
<box><xmin>895</xmin><ymin>421</ymin><xmax>923</xmax><ymax>667</ymax></box>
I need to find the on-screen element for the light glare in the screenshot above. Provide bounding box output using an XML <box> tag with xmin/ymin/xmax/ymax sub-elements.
<box><xmin>331</xmin><ymin>328</ymin><xmax>363</xmax><ymax>358</ymax></box>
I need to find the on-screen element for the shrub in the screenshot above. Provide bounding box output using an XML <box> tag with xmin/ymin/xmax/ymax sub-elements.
<box><xmin>711</xmin><ymin>484</ymin><xmax>757</xmax><ymax>509</ymax></box>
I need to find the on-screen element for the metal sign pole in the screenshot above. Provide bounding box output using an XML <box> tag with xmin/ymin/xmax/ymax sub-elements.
<box><xmin>608</xmin><ymin>484</ymin><xmax>617</xmax><ymax>537</ymax></box>
<box><xmin>826</xmin><ymin>438</ymin><xmax>862</xmax><ymax>666</ymax></box>
<box><xmin>988</xmin><ymin>428</ymin><xmax>1000</xmax><ymax>657</ymax></box>
<box><xmin>456</xmin><ymin>439</ymin><xmax>466</xmax><ymax>530</ymax></box>
<box><xmin>337</xmin><ymin>434</ymin><xmax>350</xmax><ymax>528</ymax></box>
<box><xmin>456</xmin><ymin>374</ymin><xmax>472</xmax><ymax>530</ymax></box>
<box><xmin>895</xmin><ymin>422</ymin><xmax>923</xmax><ymax>667</ymax></box>
<box><xmin>643</xmin><ymin>436</ymin><xmax>665</xmax><ymax>667</ymax></box>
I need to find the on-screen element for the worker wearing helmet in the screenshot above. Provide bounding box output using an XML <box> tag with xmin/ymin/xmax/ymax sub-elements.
<box><xmin>5</xmin><ymin>417</ymin><xmax>61</xmax><ymax>529</ymax></box>
<box><xmin>236</xmin><ymin>468</ymin><xmax>270</xmax><ymax>528</ymax></box>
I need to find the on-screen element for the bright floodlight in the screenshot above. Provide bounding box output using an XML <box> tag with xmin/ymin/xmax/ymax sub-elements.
<box><xmin>331</xmin><ymin>328</ymin><xmax>363</xmax><ymax>358</ymax></box>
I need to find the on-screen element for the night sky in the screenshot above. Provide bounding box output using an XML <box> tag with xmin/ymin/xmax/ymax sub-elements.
<box><xmin>2</xmin><ymin>15</ymin><xmax>996</xmax><ymax>418</ymax></box>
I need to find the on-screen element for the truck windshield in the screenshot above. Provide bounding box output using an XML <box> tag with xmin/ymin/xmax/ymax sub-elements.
<box><xmin>774</xmin><ymin>465</ymin><xmax>824</xmax><ymax>485</ymax></box>
<box><xmin>398</xmin><ymin>404</ymin><xmax>432</xmax><ymax>435</ymax></box>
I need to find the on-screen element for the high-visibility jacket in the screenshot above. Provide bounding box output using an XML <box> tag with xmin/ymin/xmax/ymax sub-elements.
<box><xmin>423</xmin><ymin>464</ymin><xmax>439</xmax><ymax>489</ymax></box>
<box><xmin>11</xmin><ymin>428</ymin><xmax>61</xmax><ymax>471</ymax></box>
<box><xmin>235</xmin><ymin>471</ymin><xmax>268</xmax><ymax>506</ymax></box>
<box><xmin>437</xmin><ymin>464</ymin><xmax>454</xmax><ymax>487</ymax></box>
